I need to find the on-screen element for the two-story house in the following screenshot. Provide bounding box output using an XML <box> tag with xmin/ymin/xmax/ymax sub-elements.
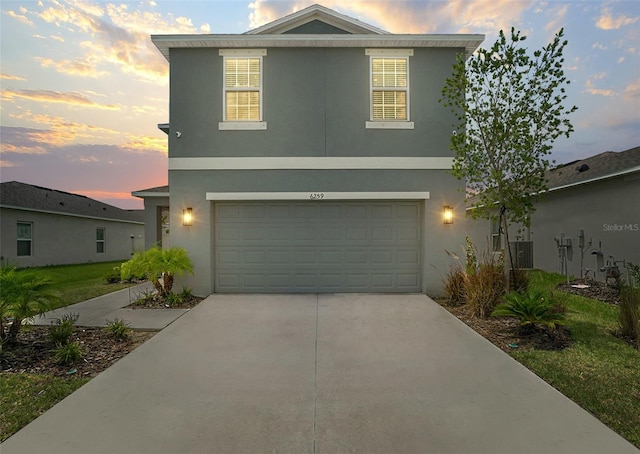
<box><xmin>135</xmin><ymin>4</ymin><xmax>483</xmax><ymax>295</ymax></box>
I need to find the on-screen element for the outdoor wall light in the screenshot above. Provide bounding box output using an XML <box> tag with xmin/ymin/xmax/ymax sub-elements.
<box><xmin>182</xmin><ymin>207</ymin><xmax>193</xmax><ymax>226</ymax></box>
<box><xmin>443</xmin><ymin>205</ymin><xmax>454</xmax><ymax>224</ymax></box>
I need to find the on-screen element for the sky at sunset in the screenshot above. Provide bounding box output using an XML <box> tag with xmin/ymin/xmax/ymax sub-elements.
<box><xmin>1</xmin><ymin>0</ymin><xmax>639</xmax><ymax>210</ymax></box>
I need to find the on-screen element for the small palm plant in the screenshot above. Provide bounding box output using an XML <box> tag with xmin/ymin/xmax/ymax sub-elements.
<box><xmin>492</xmin><ymin>290</ymin><xmax>566</xmax><ymax>333</ymax></box>
<box><xmin>121</xmin><ymin>246</ymin><xmax>193</xmax><ymax>296</ymax></box>
<box><xmin>0</xmin><ymin>266</ymin><xmax>58</xmax><ymax>344</ymax></box>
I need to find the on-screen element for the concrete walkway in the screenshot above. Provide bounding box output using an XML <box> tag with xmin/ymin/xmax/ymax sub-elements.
<box><xmin>32</xmin><ymin>283</ymin><xmax>190</xmax><ymax>330</ymax></box>
<box><xmin>3</xmin><ymin>294</ymin><xmax>638</xmax><ymax>453</ymax></box>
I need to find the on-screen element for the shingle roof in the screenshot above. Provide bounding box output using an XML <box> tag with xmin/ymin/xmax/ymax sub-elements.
<box><xmin>545</xmin><ymin>146</ymin><xmax>640</xmax><ymax>190</ymax></box>
<box><xmin>131</xmin><ymin>185</ymin><xmax>169</xmax><ymax>198</ymax></box>
<box><xmin>0</xmin><ymin>181</ymin><xmax>144</xmax><ymax>223</ymax></box>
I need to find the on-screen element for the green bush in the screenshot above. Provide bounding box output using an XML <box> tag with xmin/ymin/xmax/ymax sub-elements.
<box><xmin>165</xmin><ymin>292</ymin><xmax>182</xmax><ymax>307</ymax></box>
<box><xmin>104</xmin><ymin>318</ymin><xmax>130</xmax><ymax>340</ymax></box>
<box><xmin>103</xmin><ymin>266</ymin><xmax>121</xmax><ymax>284</ymax></box>
<box><xmin>49</xmin><ymin>313</ymin><xmax>78</xmax><ymax>346</ymax></box>
<box><xmin>618</xmin><ymin>285</ymin><xmax>639</xmax><ymax>347</ymax></box>
<box><xmin>53</xmin><ymin>341</ymin><xmax>83</xmax><ymax>365</ymax></box>
<box><xmin>179</xmin><ymin>287</ymin><xmax>193</xmax><ymax>300</ymax></box>
<box><xmin>510</xmin><ymin>268</ymin><xmax>530</xmax><ymax>294</ymax></box>
<box><xmin>627</xmin><ymin>262</ymin><xmax>640</xmax><ymax>288</ymax></box>
<box><xmin>492</xmin><ymin>290</ymin><xmax>567</xmax><ymax>331</ymax></box>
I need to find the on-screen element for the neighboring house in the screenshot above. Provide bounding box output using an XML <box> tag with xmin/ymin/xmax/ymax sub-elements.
<box><xmin>135</xmin><ymin>4</ymin><xmax>484</xmax><ymax>295</ymax></box>
<box><xmin>466</xmin><ymin>146</ymin><xmax>640</xmax><ymax>280</ymax></box>
<box><xmin>1</xmin><ymin>181</ymin><xmax>145</xmax><ymax>268</ymax></box>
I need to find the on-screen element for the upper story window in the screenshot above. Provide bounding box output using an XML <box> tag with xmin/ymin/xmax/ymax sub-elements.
<box><xmin>219</xmin><ymin>49</ymin><xmax>267</xmax><ymax>131</ymax></box>
<box><xmin>365</xmin><ymin>49</ymin><xmax>414</xmax><ymax>130</ymax></box>
<box><xmin>17</xmin><ymin>222</ymin><xmax>32</xmax><ymax>256</ymax></box>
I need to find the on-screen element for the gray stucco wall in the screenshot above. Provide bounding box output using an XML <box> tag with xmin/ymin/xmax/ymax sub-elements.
<box><xmin>168</xmin><ymin>47</ymin><xmax>459</xmax><ymax>159</ymax></box>
<box><xmin>466</xmin><ymin>173</ymin><xmax>640</xmax><ymax>281</ymax></box>
<box><xmin>166</xmin><ymin>44</ymin><xmax>466</xmax><ymax>296</ymax></box>
<box><xmin>141</xmin><ymin>196</ymin><xmax>169</xmax><ymax>249</ymax></box>
<box><xmin>0</xmin><ymin>208</ymin><xmax>144</xmax><ymax>268</ymax></box>
<box><xmin>169</xmin><ymin>169</ymin><xmax>466</xmax><ymax>297</ymax></box>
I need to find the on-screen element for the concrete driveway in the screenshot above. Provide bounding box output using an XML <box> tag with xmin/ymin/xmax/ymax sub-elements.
<box><xmin>3</xmin><ymin>294</ymin><xmax>637</xmax><ymax>453</ymax></box>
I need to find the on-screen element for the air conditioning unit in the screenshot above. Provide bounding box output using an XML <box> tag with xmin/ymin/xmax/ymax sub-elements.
<box><xmin>509</xmin><ymin>241</ymin><xmax>533</xmax><ymax>269</ymax></box>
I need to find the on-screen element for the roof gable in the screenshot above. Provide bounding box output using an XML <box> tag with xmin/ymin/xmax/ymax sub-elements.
<box><xmin>245</xmin><ymin>4</ymin><xmax>389</xmax><ymax>35</ymax></box>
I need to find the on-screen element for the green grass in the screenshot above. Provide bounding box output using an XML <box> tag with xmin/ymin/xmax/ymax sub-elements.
<box><xmin>512</xmin><ymin>271</ymin><xmax>640</xmax><ymax>448</ymax></box>
<box><xmin>16</xmin><ymin>261</ymin><xmax>134</xmax><ymax>310</ymax></box>
<box><xmin>0</xmin><ymin>372</ymin><xmax>89</xmax><ymax>441</ymax></box>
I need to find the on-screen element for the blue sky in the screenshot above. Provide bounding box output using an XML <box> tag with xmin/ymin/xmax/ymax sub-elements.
<box><xmin>1</xmin><ymin>0</ymin><xmax>638</xmax><ymax>209</ymax></box>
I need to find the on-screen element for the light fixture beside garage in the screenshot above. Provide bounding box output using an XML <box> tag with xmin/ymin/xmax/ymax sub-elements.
<box><xmin>183</xmin><ymin>207</ymin><xmax>193</xmax><ymax>226</ymax></box>
<box><xmin>443</xmin><ymin>205</ymin><xmax>453</xmax><ymax>224</ymax></box>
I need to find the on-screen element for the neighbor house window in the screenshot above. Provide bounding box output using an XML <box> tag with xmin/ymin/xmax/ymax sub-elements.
<box><xmin>96</xmin><ymin>228</ymin><xmax>105</xmax><ymax>254</ymax></box>
<box><xmin>491</xmin><ymin>219</ymin><xmax>502</xmax><ymax>251</ymax></box>
<box><xmin>219</xmin><ymin>49</ymin><xmax>267</xmax><ymax>130</ymax></box>
<box><xmin>366</xmin><ymin>49</ymin><xmax>414</xmax><ymax>129</ymax></box>
<box><xmin>17</xmin><ymin>222</ymin><xmax>32</xmax><ymax>256</ymax></box>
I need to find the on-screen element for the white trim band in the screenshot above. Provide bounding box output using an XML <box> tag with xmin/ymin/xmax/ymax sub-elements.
<box><xmin>206</xmin><ymin>191</ymin><xmax>430</xmax><ymax>201</ymax></box>
<box><xmin>170</xmin><ymin>157</ymin><xmax>453</xmax><ymax>170</ymax></box>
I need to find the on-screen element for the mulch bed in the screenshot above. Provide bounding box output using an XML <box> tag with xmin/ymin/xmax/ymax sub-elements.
<box><xmin>1</xmin><ymin>327</ymin><xmax>155</xmax><ymax>378</ymax></box>
<box><xmin>441</xmin><ymin>302</ymin><xmax>573</xmax><ymax>352</ymax></box>
<box><xmin>2</xmin><ymin>293</ymin><xmax>204</xmax><ymax>378</ymax></box>
<box><xmin>556</xmin><ymin>277</ymin><xmax>621</xmax><ymax>304</ymax></box>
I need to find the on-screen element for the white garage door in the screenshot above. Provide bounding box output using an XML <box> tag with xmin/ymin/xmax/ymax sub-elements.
<box><xmin>214</xmin><ymin>201</ymin><xmax>421</xmax><ymax>293</ymax></box>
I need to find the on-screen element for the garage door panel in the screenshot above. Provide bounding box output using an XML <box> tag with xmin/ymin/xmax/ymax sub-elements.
<box><xmin>214</xmin><ymin>201</ymin><xmax>421</xmax><ymax>293</ymax></box>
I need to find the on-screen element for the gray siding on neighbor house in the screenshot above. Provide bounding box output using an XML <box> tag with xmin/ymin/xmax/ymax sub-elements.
<box><xmin>168</xmin><ymin>47</ymin><xmax>459</xmax><ymax>159</ymax></box>
<box><xmin>0</xmin><ymin>208</ymin><xmax>144</xmax><ymax>268</ymax></box>
<box><xmin>466</xmin><ymin>173</ymin><xmax>640</xmax><ymax>281</ymax></box>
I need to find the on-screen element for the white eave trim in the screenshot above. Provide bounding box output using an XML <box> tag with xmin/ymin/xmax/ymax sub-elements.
<box><xmin>0</xmin><ymin>205</ymin><xmax>144</xmax><ymax>224</ymax></box>
<box><xmin>546</xmin><ymin>166</ymin><xmax>640</xmax><ymax>194</ymax></box>
<box><xmin>131</xmin><ymin>191</ymin><xmax>170</xmax><ymax>198</ymax></box>
<box><xmin>151</xmin><ymin>34</ymin><xmax>484</xmax><ymax>61</ymax></box>
<box><xmin>245</xmin><ymin>5</ymin><xmax>389</xmax><ymax>36</ymax></box>
<box><xmin>206</xmin><ymin>191</ymin><xmax>430</xmax><ymax>201</ymax></box>
<box><xmin>169</xmin><ymin>157</ymin><xmax>453</xmax><ymax>170</ymax></box>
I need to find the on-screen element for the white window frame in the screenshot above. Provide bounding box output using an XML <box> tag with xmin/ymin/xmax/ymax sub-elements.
<box><xmin>219</xmin><ymin>49</ymin><xmax>267</xmax><ymax>131</ymax></box>
<box><xmin>96</xmin><ymin>227</ymin><xmax>105</xmax><ymax>254</ymax></box>
<box><xmin>365</xmin><ymin>49</ymin><xmax>414</xmax><ymax>130</ymax></box>
<box><xmin>17</xmin><ymin>221</ymin><xmax>32</xmax><ymax>257</ymax></box>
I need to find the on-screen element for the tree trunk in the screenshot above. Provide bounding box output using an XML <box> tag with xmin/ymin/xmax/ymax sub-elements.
<box><xmin>163</xmin><ymin>274</ymin><xmax>174</xmax><ymax>295</ymax></box>
<box><xmin>7</xmin><ymin>317</ymin><xmax>22</xmax><ymax>344</ymax></box>
<box><xmin>501</xmin><ymin>208</ymin><xmax>515</xmax><ymax>293</ymax></box>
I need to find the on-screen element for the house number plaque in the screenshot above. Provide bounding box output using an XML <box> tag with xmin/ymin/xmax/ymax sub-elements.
<box><xmin>309</xmin><ymin>193</ymin><xmax>325</xmax><ymax>200</ymax></box>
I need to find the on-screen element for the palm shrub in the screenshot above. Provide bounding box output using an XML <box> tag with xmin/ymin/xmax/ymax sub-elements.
<box><xmin>121</xmin><ymin>247</ymin><xmax>194</xmax><ymax>296</ymax></box>
<box><xmin>492</xmin><ymin>290</ymin><xmax>567</xmax><ymax>332</ymax></box>
<box><xmin>0</xmin><ymin>266</ymin><xmax>58</xmax><ymax>344</ymax></box>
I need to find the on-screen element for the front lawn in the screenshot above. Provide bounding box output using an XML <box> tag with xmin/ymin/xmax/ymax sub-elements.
<box><xmin>0</xmin><ymin>373</ymin><xmax>89</xmax><ymax>441</ymax></box>
<box><xmin>16</xmin><ymin>261</ymin><xmax>134</xmax><ymax>310</ymax></box>
<box><xmin>442</xmin><ymin>270</ymin><xmax>639</xmax><ymax>449</ymax></box>
<box><xmin>513</xmin><ymin>271</ymin><xmax>639</xmax><ymax>448</ymax></box>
